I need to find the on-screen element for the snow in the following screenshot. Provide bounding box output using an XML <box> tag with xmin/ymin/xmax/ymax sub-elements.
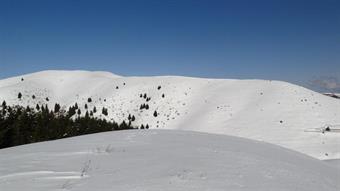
<box><xmin>0</xmin><ymin>70</ymin><xmax>339</xmax><ymax>159</ymax></box>
<box><xmin>0</xmin><ymin>130</ymin><xmax>339</xmax><ymax>191</ymax></box>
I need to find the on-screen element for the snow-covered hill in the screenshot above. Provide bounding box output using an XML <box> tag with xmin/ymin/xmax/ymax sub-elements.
<box><xmin>0</xmin><ymin>130</ymin><xmax>338</xmax><ymax>191</ymax></box>
<box><xmin>0</xmin><ymin>70</ymin><xmax>340</xmax><ymax>159</ymax></box>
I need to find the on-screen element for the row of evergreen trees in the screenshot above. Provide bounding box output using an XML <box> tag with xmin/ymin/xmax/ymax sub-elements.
<box><xmin>0</xmin><ymin>101</ymin><xmax>135</xmax><ymax>149</ymax></box>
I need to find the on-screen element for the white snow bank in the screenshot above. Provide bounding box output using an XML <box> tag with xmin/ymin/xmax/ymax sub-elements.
<box><xmin>0</xmin><ymin>130</ymin><xmax>338</xmax><ymax>191</ymax></box>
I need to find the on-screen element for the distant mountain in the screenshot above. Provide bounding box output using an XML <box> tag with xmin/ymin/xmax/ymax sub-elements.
<box><xmin>323</xmin><ymin>93</ymin><xmax>340</xmax><ymax>99</ymax></box>
<box><xmin>0</xmin><ymin>70</ymin><xmax>339</xmax><ymax>159</ymax></box>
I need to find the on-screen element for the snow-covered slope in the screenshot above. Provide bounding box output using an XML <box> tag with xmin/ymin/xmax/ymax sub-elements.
<box><xmin>0</xmin><ymin>70</ymin><xmax>340</xmax><ymax>159</ymax></box>
<box><xmin>0</xmin><ymin>130</ymin><xmax>338</xmax><ymax>191</ymax></box>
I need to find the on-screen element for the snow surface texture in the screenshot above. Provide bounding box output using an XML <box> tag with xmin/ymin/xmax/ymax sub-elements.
<box><xmin>0</xmin><ymin>70</ymin><xmax>340</xmax><ymax>159</ymax></box>
<box><xmin>0</xmin><ymin>130</ymin><xmax>339</xmax><ymax>191</ymax></box>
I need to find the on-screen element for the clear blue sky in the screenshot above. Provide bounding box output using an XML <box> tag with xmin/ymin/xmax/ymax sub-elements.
<box><xmin>0</xmin><ymin>0</ymin><xmax>339</xmax><ymax>91</ymax></box>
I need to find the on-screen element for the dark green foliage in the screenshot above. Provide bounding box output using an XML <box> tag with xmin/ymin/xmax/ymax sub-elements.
<box><xmin>0</xmin><ymin>102</ymin><xmax>135</xmax><ymax>149</ymax></box>
<box><xmin>140</xmin><ymin>104</ymin><xmax>149</xmax><ymax>110</ymax></box>
<box><xmin>93</xmin><ymin>106</ymin><xmax>97</xmax><ymax>113</ymax></box>
<box><xmin>36</xmin><ymin>104</ymin><xmax>40</xmax><ymax>111</ymax></box>
<box><xmin>131</xmin><ymin>115</ymin><xmax>135</xmax><ymax>121</ymax></box>
<box><xmin>18</xmin><ymin>92</ymin><xmax>22</xmax><ymax>99</ymax></box>
<box><xmin>77</xmin><ymin>109</ymin><xmax>81</xmax><ymax>115</ymax></box>
<box><xmin>140</xmin><ymin>124</ymin><xmax>144</xmax><ymax>129</ymax></box>
<box><xmin>2</xmin><ymin>101</ymin><xmax>6</xmax><ymax>108</ymax></box>
<box><xmin>146</xmin><ymin>124</ymin><xmax>149</xmax><ymax>129</ymax></box>
<box><xmin>157</xmin><ymin>85</ymin><xmax>161</xmax><ymax>90</ymax></box>
<box><xmin>143</xmin><ymin>93</ymin><xmax>147</xmax><ymax>99</ymax></box>
<box><xmin>32</xmin><ymin>95</ymin><xmax>36</xmax><ymax>99</ymax></box>
<box><xmin>46</xmin><ymin>97</ymin><xmax>49</xmax><ymax>101</ymax></box>
<box><xmin>153</xmin><ymin>110</ymin><xmax>158</xmax><ymax>117</ymax></box>
<box><xmin>85</xmin><ymin>104</ymin><xmax>88</xmax><ymax>109</ymax></box>
<box><xmin>54</xmin><ymin>103</ymin><xmax>61</xmax><ymax>113</ymax></box>
<box><xmin>87</xmin><ymin>98</ymin><xmax>92</xmax><ymax>103</ymax></box>
<box><xmin>102</xmin><ymin>107</ymin><xmax>108</xmax><ymax>116</ymax></box>
<box><xmin>21</xmin><ymin>78</ymin><xmax>24</xmax><ymax>81</ymax></box>
<box><xmin>162</xmin><ymin>94</ymin><xmax>165</xmax><ymax>98</ymax></box>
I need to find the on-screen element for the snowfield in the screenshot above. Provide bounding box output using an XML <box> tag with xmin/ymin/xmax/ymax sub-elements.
<box><xmin>0</xmin><ymin>70</ymin><xmax>340</xmax><ymax>159</ymax></box>
<box><xmin>0</xmin><ymin>130</ymin><xmax>339</xmax><ymax>191</ymax></box>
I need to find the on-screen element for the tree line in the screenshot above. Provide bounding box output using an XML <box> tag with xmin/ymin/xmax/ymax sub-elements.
<box><xmin>0</xmin><ymin>101</ymin><xmax>135</xmax><ymax>149</ymax></box>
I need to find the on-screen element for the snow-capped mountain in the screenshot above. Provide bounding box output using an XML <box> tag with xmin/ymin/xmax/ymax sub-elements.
<box><xmin>0</xmin><ymin>130</ymin><xmax>338</xmax><ymax>191</ymax></box>
<box><xmin>0</xmin><ymin>70</ymin><xmax>339</xmax><ymax>159</ymax></box>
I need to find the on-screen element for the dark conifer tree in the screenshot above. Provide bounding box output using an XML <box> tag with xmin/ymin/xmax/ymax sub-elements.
<box><xmin>54</xmin><ymin>103</ymin><xmax>61</xmax><ymax>113</ymax></box>
<box><xmin>153</xmin><ymin>110</ymin><xmax>158</xmax><ymax>117</ymax></box>
<box><xmin>18</xmin><ymin>92</ymin><xmax>22</xmax><ymax>99</ymax></box>
<box><xmin>2</xmin><ymin>100</ymin><xmax>6</xmax><ymax>108</ymax></box>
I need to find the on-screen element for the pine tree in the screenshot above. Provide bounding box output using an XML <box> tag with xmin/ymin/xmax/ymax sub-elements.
<box><xmin>32</xmin><ymin>95</ymin><xmax>36</xmax><ymax>99</ymax></box>
<box><xmin>102</xmin><ymin>107</ymin><xmax>108</xmax><ymax>116</ymax></box>
<box><xmin>18</xmin><ymin>92</ymin><xmax>22</xmax><ymax>99</ymax></box>
<box><xmin>153</xmin><ymin>110</ymin><xmax>158</xmax><ymax>117</ymax></box>
<box><xmin>140</xmin><ymin>124</ymin><xmax>145</xmax><ymax>129</ymax></box>
<box><xmin>146</xmin><ymin>124</ymin><xmax>149</xmax><ymax>129</ymax></box>
<box><xmin>54</xmin><ymin>103</ymin><xmax>61</xmax><ymax>113</ymax></box>
<box><xmin>87</xmin><ymin>98</ymin><xmax>92</xmax><ymax>103</ymax></box>
<box><xmin>77</xmin><ymin>109</ymin><xmax>81</xmax><ymax>115</ymax></box>
<box><xmin>2</xmin><ymin>100</ymin><xmax>6</xmax><ymax>109</ymax></box>
<box><xmin>36</xmin><ymin>104</ymin><xmax>40</xmax><ymax>111</ymax></box>
<box><xmin>131</xmin><ymin>115</ymin><xmax>135</xmax><ymax>121</ymax></box>
<box><xmin>162</xmin><ymin>94</ymin><xmax>165</xmax><ymax>98</ymax></box>
<box><xmin>93</xmin><ymin>106</ymin><xmax>97</xmax><ymax>113</ymax></box>
<box><xmin>85</xmin><ymin>104</ymin><xmax>88</xmax><ymax>109</ymax></box>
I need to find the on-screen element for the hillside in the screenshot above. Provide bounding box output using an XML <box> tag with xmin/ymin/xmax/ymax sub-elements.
<box><xmin>0</xmin><ymin>130</ymin><xmax>339</xmax><ymax>191</ymax></box>
<box><xmin>0</xmin><ymin>70</ymin><xmax>340</xmax><ymax>159</ymax></box>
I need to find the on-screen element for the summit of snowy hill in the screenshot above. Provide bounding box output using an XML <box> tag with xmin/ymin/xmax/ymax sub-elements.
<box><xmin>0</xmin><ymin>70</ymin><xmax>340</xmax><ymax>159</ymax></box>
<box><xmin>0</xmin><ymin>130</ymin><xmax>338</xmax><ymax>191</ymax></box>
